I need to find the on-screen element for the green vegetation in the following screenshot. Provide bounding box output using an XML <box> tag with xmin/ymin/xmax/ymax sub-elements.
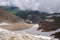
<box><xmin>0</xmin><ymin>6</ymin><xmax>20</xmax><ymax>14</ymax></box>
<box><xmin>0</xmin><ymin>6</ymin><xmax>48</xmax><ymax>20</ymax></box>
<box><xmin>1</xmin><ymin>6</ymin><xmax>60</xmax><ymax>23</ymax></box>
<box><xmin>51</xmin><ymin>15</ymin><xmax>60</xmax><ymax>25</ymax></box>
<box><xmin>15</xmin><ymin>10</ymin><xmax>48</xmax><ymax>20</ymax></box>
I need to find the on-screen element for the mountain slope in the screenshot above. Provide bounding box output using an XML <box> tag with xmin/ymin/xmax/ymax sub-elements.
<box><xmin>0</xmin><ymin>9</ymin><xmax>23</xmax><ymax>23</ymax></box>
<box><xmin>0</xmin><ymin>9</ymin><xmax>33</xmax><ymax>31</ymax></box>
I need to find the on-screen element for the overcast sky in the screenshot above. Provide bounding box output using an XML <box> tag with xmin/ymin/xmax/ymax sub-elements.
<box><xmin>0</xmin><ymin>0</ymin><xmax>60</xmax><ymax>13</ymax></box>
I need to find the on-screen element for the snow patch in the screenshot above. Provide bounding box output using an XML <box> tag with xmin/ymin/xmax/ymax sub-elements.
<box><xmin>0</xmin><ymin>23</ymin><xmax>11</xmax><ymax>26</ymax></box>
<box><xmin>0</xmin><ymin>24</ymin><xmax>58</xmax><ymax>40</ymax></box>
<box><xmin>0</xmin><ymin>28</ymin><xmax>10</xmax><ymax>32</ymax></box>
<box><xmin>16</xmin><ymin>24</ymin><xmax>60</xmax><ymax>37</ymax></box>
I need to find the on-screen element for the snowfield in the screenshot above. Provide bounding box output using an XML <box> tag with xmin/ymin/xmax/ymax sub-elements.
<box><xmin>0</xmin><ymin>23</ymin><xmax>11</xmax><ymax>26</ymax></box>
<box><xmin>16</xmin><ymin>24</ymin><xmax>60</xmax><ymax>36</ymax></box>
<box><xmin>0</xmin><ymin>23</ymin><xmax>59</xmax><ymax>40</ymax></box>
<box><xmin>0</xmin><ymin>29</ymin><xmax>58</xmax><ymax>40</ymax></box>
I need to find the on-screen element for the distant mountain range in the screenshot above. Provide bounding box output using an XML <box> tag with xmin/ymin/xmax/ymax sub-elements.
<box><xmin>0</xmin><ymin>6</ymin><xmax>60</xmax><ymax>24</ymax></box>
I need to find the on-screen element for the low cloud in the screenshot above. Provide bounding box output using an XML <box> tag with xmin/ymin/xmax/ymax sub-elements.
<box><xmin>0</xmin><ymin>0</ymin><xmax>60</xmax><ymax>13</ymax></box>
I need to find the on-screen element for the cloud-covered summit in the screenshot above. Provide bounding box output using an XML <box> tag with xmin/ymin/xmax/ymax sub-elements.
<box><xmin>0</xmin><ymin>0</ymin><xmax>60</xmax><ymax>13</ymax></box>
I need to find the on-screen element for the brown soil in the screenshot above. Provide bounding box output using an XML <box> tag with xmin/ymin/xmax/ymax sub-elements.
<box><xmin>0</xmin><ymin>22</ymin><xmax>33</xmax><ymax>31</ymax></box>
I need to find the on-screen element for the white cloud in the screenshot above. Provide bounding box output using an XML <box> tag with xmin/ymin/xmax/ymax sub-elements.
<box><xmin>0</xmin><ymin>0</ymin><xmax>60</xmax><ymax>13</ymax></box>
